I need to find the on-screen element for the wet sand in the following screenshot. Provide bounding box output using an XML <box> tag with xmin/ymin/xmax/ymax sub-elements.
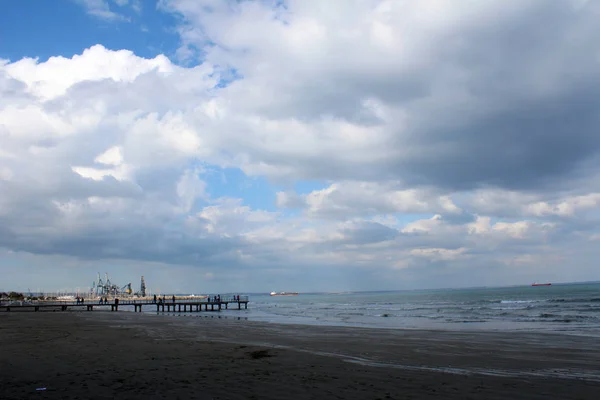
<box><xmin>1</xmin><ymin>312</ymin><xmax>599</xmax><ymax>399</ymax></box>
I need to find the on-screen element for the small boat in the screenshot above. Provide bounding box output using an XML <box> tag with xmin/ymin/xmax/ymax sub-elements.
<box><xmin>531</xmin><ymin>282</ymin><xmax>551</xmax><ymax>287</ymax></box>
<box><xmin>270</xmin><ymin>291</ymin><xmax>299</xmax><ymax>296</ymax></box>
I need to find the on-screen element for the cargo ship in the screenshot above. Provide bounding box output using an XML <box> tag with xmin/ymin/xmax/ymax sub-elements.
<box><xmin>270</xmin><ymin>291</ymin><xmax>299</xmax><ymax>296</ymax></box>
<box><xmin>531</xmin><ymin>282</ymin><xmax>551</xmax><ymax>286</ymax></box>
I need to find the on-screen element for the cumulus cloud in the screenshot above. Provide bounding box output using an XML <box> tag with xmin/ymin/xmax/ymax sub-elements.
<box><xmin>465</xmin><ymin>189</ymin><xmax>600</xmax><ymax>219</ymax></box>
<box><xmin>277</xmin><ymin>181</ymin><xmax>462</xmax><ymax>219</ymax></box>
<box><xmin>3</xmin><ymin>1</ymin><xmax>600</xmax><ymax>291</ymax></box>
<box><xmin>162</xmin><ymin>0</ymin><xmax>600</xmax><ymax>190</ymax></box>
<box><xmin>3</xmin><ymin>45</ymin><xmax>174</xmax><ymax>99</ymax></box>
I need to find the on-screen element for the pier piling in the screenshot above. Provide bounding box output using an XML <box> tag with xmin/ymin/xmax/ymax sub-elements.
<box><xmin>1</xmin><ymin>296</ymin><xmax>249</xmax><ymax>313</ymax></box>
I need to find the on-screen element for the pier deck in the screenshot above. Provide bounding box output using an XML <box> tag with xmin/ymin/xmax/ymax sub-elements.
<box><xmin>0</xmin><ymin>296</ymin><xmax>249</xmax><ymax>313</ymax></box>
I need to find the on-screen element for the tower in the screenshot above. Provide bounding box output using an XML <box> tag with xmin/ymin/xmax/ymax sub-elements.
<box><xmin>140</xmin><ymin>276</ymin><xmax>146</xmax><ymax>297</ymax></box>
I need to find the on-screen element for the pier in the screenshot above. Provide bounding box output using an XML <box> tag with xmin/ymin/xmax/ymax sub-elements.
<box><xmin>0</xmin><ymin>295</ymin><xmax>249</xmax><ymax>313</ymax></box>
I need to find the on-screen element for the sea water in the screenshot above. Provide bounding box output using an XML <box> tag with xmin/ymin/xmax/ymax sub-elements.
<box><xmin>240</xmin><ymin>283</ymin><xmax>600</xmax><ymax>336</ymax></box>
<box><xmin>141</xmin><ymin>283</ymin><xmax>600</xmax><ymax>337</ymax></box>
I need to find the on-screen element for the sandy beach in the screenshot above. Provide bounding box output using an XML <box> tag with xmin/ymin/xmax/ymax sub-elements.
<box><xmin>1</xmin><ymin>312</ymin><xmax>599</xmax><ymax>399</ymax></box>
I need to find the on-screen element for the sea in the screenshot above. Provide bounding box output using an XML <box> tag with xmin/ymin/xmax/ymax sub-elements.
<box><xmin>211</xmin><ymin>283</ymin><xmax>600</xmax><ymax>337</ymax></box>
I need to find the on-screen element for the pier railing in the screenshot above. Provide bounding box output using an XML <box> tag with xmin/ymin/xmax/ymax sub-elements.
<box><xmin>1</xmin><ymin>295</ymin><xmax>250</xmax><ymax>312</ymax></box>
<box><xmin>108</xmin><ymin>295</ymin><xmax>249</xmax><ymax>305</ymax></box>
<box><xmin>0</xmin><ymin>295</ymin><xmax>249</xmax><ymax>306</ymax></box>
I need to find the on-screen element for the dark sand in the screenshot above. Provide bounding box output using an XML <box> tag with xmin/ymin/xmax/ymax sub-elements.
<box><xmin>1</xmin><ymin>312</ymin><xmax>599</xmax><ymax>399</ymax></box>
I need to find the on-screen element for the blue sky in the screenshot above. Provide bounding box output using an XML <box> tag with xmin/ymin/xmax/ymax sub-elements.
<box><xmin>1</xmin><ymin>0</ymin><xmax>600</xmax><ymax>293</ymax></box>
<box><xmin>0</xmin><ymin>1</ymin><xmax>180</xmax><ymax>62</ymax></box>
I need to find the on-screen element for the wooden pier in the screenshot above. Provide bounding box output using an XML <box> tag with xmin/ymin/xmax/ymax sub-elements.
<box><xmin>0</xmin><ymin>296</ymin><xmax>249</xmax><ymax>313</ymax></box>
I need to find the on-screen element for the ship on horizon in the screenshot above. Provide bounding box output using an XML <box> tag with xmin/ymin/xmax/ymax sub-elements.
<box><xmin>531</xmin><ymin>282</ymin><xmax>552</xmax><ymax>287</ymax></box>
<box><xmin>270</xmin><ymin>291</ymin><xmax>299</xmax><ymax>296</ymax></box>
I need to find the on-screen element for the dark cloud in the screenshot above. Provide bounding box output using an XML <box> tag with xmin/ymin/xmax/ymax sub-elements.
<box><xmin>0</xmin><ymin>213</ymin><xmax>246</xmax><ymax>266</ymax></box>
<box><xmin>203</xmin><ymin>1</ymin><xmax>600</xmax><ymax>192</ymax></box>
<box><xmin>396</xmin><ymin>85</ymin><xmax>600</xmax><ymax>191</ymax></box>
<box><xmin>440</xmin><ymin>212</ymin><xmax>476</xmax><ymax>225</ymax></box>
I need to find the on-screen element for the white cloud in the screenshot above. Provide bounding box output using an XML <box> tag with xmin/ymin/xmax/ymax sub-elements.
<box><xmin>467</xmin><ymin>216</ymin><xmax>556</xmax><ymax>241</ymax></box>
<box><xmin>526</xmin><ymin>194</ymin><xmax>600</xmax><ymax>217</ymax></box>
<box><xmin>95</xmin><ymin>146</ymin><xmax>123</xmax><ymax>166</ymax></box>
<box><xmin>410</xmin><ymin>247</ymin><xmax>468</xmax><ymax>262</ymax></box>
<box><xmin>277</xmin><ymin>181</ymin><xmax>462</xmax><ymax>219</ymax></box>
<box><xmin>0</xmin><ymin>167</ymin><xmax>13</xmax><ymax>181</ymax></box>
<box><xmin>466</xmin><ymin>189</ymin><xmax>600</xmax><ymax>218</ymax></box>
<box><xmin>402</xmin><ymin>215</ymin><xmax>446</xmax><ymax>234</ymax></box>
<box><xmin>0</xmin><ymin>104</ymin><xmax>76</xmax><ymax>139</ymax></box>
<box><xmin>176</xmin><ymin>169</ymin><xmax>208</xmax><ymax>212</ymax></box>
<box><xmin>492</xmin><ymin>221</ymin><xmax>536</xmax><ymax>239</ymax></box>
<box><xmin>468</xmin><ymin>216</ymin><xmax>492</xmax><ymax>235</ymax></box>
<box><xmin>71</xmin><ymin>165</ymin><xmax>130</xmax><ymax>182</ymax></box>
<box><xmin>3</xmin><ymin>45</ymin><xmax>173</xmax><ymax>100</ymax></box>
<box><xmin>71</xmin><ymin>146</ymin><xmax>129</xmax><ymax>182</ymax></box>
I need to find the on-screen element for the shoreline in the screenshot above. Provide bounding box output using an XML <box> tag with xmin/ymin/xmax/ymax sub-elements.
<box><xmin>2</xmin><ymin>312</ymin><xmax>599</xmax><ymax>399</ymax></box>
<box><xmin>138</xmin><ymin>307</ymin><xmax>600</xmax><ymax>339</ymax></box>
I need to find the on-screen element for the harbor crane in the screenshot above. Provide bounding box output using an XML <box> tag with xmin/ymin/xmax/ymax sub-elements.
<box><xmin>89</xmin><ymin>273</ymin><xmax>146</xmax><ymax>297</ymax></box>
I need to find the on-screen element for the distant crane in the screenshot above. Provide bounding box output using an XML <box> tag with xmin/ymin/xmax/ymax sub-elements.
<box><xmin>90</xmin><ymin>273</ymin><xmax>126</xmax><ymax>296</ymax></box>
<box><xmin>121</xmin><ymin>283</ymin><xmax>132</xmax><ymax>295</ymax></box>
<box><xmin>89</xmin><ymin>273</ymin><xmax>147</xmax><ymax>297</ymax></box>
<box><xmin>140</xmin><ymin>276</ymin><xmax>146</xmax><ymax>297</ymax></box>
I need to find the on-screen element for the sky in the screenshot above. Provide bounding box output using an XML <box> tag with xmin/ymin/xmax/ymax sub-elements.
<box><xmin>1</xmin><ymin>0</ymin><xmax>600</xmax><ymax>294</ymax></box>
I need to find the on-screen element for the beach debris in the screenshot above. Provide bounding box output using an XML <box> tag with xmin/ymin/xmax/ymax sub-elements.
<box><xmin>249</xmin><ymin>350</ymin><xmax>272</xmax><ymax>359</ymax></box>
